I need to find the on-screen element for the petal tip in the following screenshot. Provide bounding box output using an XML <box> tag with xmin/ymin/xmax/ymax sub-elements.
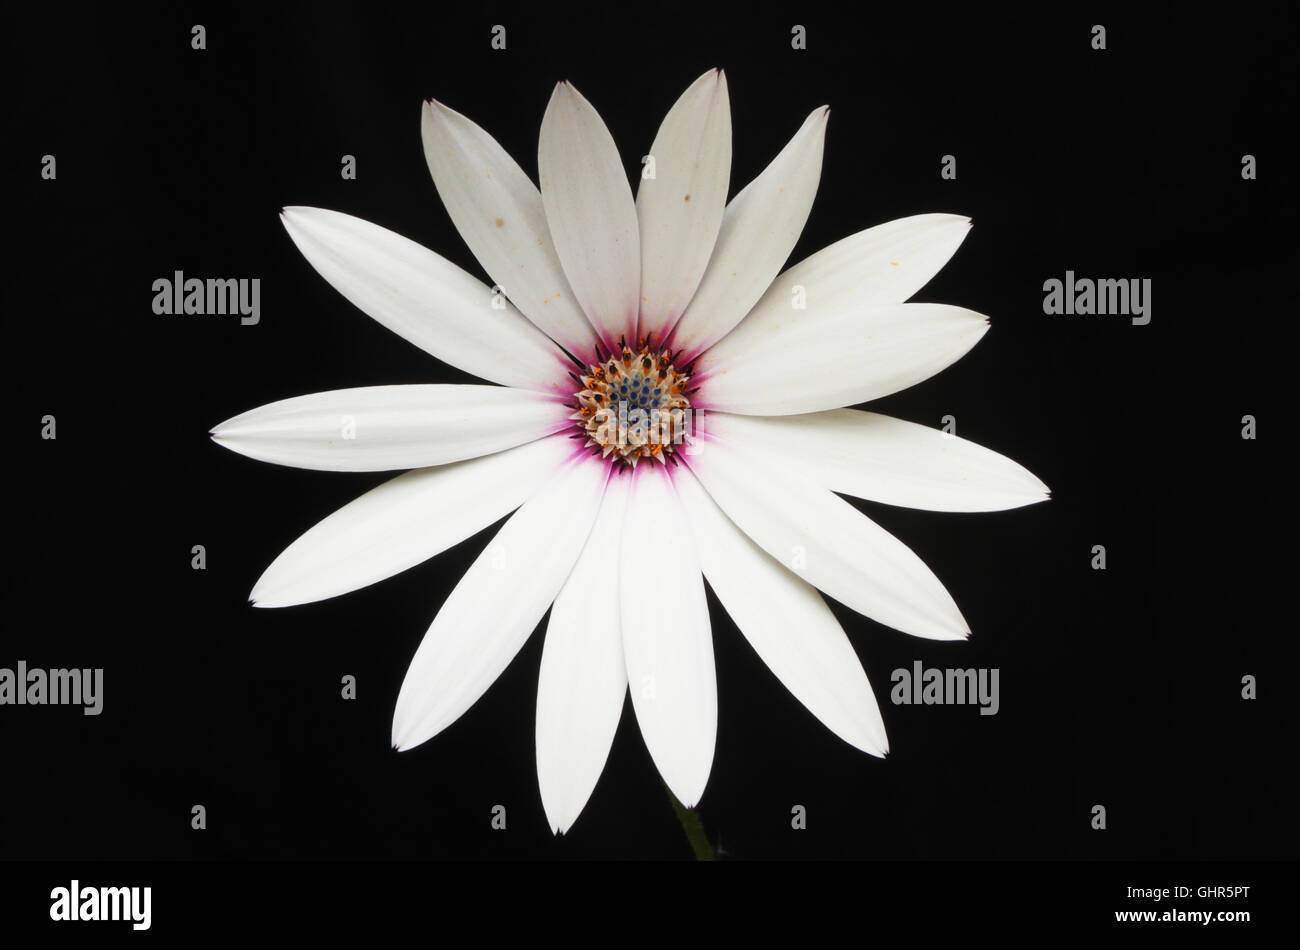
<box><xmin>392</xmin><ymin>732</ymin><xmax>421</xmax><ymax>752</ymax></box>
<box><xmin>422</xmin><ymin>98</ymin><xmax>456</xmax><ymax>124</ymax></box>
<box><xmin>854</xmin><ymin>731</ymin><xmax>890</xmax><ymax>758</ymax></box>
<box><xmin>391</xmin><ymin>717</ymin><xmax>432</xmax><ymax>753</ymax></box>
<box><xmin>280</xmin><ymin>205</ymin><xmax>321</xmax><ymax>227</ymax></box>
<box><xmin>248</xmin><ymin>578</ymin><xmax>282</xmax><ymax>608</ymax></box>
<box><xmin>546</xmin><ymin>80</ymin><xmax>577</xmax><ymax>109</ymax></box>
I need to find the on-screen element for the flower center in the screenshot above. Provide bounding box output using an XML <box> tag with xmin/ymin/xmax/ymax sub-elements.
<box><xmin>570</xmin><ymin>340</ymin><xmax>693</xmax><ymax>466</ymax></box>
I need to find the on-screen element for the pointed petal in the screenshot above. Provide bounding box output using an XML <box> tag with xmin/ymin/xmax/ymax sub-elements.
<box><xmin>538</xmin><ymin>82</ymin><xmax>640</xmax><ymax>353</ymax></box>
<box><xmin>620</xmin><ymin>466</ymin><xmax>716</xmax><ymax>807</ymax></box>
<box><xmin>635</xmin><ymin>69</ymin><xmax>731</xmax><ymax>343</ymax></box>
<box><xmin>686</xmin><ymin>438</ymin><xmax>968</xmax><ymax>640</ymax></box>
<box><xmin>667</xmin><ymin>107</ymin><xmax>828</xmax><ymax>359</ymax></box>
<box><xmin>674</xmin><ymin>468</ymin><xmax>887</xmax><ymax>755</ymax></box>
<box><xmin>695</xmin><ymin>302</ymin><xmax>989</xmax><ymax>415</ymax></box>
<box><xmin>281</xmin><ymin>207</ymin><xmax>571</xmax><ymax>394</ymax></box>
<box><xmin>250</xmin><ymin>434</ymin><xmax>572</xmax><ymax>608</ymax></box>
<box><xmin>421</xmin><ymin>100</ymin><xmax>599</xmax><ymax>360</ymax></box>
<box><xmin>746</xmin><ymin>213</ymin><xmax>972</xmax><ymax>315</ymax></box>
<box><xmin>536</xmin><ymin>474</ymin><xmax>631</xmax><ymax>834</ymax></box>
<box><xmin>392</xmin><ymin>456</ymin><xmax>609</xmax><ymax>751</ymax></box>
<box><xmin>211</xmin><ymin>384</ymin><xmax>569</xmax><ymax>472</ymax></box>
<box><xmin>705</xmin><ymin>409</ymin><xmax>1050</xmax><ymax>512</ymax></box>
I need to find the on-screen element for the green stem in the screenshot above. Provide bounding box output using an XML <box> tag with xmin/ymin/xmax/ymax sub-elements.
<box><xmin>665</xmin><ymin>784</ymin><xmax>716</xmax><ymax>861</ymax></box>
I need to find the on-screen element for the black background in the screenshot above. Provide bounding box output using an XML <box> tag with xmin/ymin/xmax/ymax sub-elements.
<box><xmin>13</xmin><ymin>0</ymin><xmax>1297</xmax><ymax>874</ymax></box>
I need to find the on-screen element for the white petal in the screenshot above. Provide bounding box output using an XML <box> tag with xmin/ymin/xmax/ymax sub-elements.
<box><xmin>705</xmin><ymin>410</ymin><xmax>1050</xmax><ymax>512</ymax></box>
<box><xmin>620</xmin><ymin>466</ymin><xmax>716</xmax><ymax>807</ymax></box>
<box><xmin>250</xmin><ymin>434</ymin><xmax>573</xmax><ymax>608</ymax></box>
<box><xmin>421</xmin><ymin>100</ymin><xmax>599</xmax><ymax>361</ymax></box>
<box><xmin>635</xmin><ymin>69</ymin><xmax>731</xmax><ymax>343</ymax></box>
<box><xmin>536</xmin><ymin>474</ymin><xmax>631</xmax><ymax>834</ymax></box>
<box><xmin>667</xmin><ymin>107</ymin><xmax>828</xmax><ymax>359</ymax></box>
<box><xmin>281</xmin><ymin>207</ymin><xmax>571</xmax><ymax>394</ymax></box>
<box><xmin>696</xmin><ymin>302</ymin><xmax>989</xmax><ymax>415</ymax></box>
<box><xmin>686</xmin><ymin>438</ymin><xmax>969</xmax><ymax>640</ymax></box>
<box><xmin>538</xmin><ymin>82</ymin><xmax>641</xmax><ymax>353</ymax></box>
<box><xmin>674</xmin><ymin>468</ymin><xmax>887</xmax><ymax>756</ymax></box>
<box><xmin>211</xmin><ymin>385</ymin><xmax>569</xmax><ymax>472</ymax></box>
<box><xmin>392</xmin><ymin>455</ymin><xmax>609</xmax><ymax>751</ymax></box>
<box><xmin>748</xmin><ymin>213</ymin><xmax>972</xmax><ymax>315</ymax></box>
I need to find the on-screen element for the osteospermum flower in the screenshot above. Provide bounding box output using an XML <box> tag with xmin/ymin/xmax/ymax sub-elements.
<box><xmin>212</xmin><ymin>69</ymin><xmax>1048</xmax><ymax>834</ymax></box>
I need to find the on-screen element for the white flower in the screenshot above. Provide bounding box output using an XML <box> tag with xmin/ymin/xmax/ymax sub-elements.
<box><xmin>212</xmin><ymin>70</ymin><xmax>1048</xmax><ymax>834</ymax></box>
